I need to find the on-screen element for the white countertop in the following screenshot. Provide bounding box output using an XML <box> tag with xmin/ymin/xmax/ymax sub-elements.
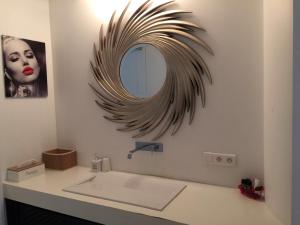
<box><xmin>3</xmin><ymin>166</ymin><xmax>283</xmax><ymax>225</ymax></box>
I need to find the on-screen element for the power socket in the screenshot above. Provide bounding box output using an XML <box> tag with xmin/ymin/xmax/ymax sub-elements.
<box><xmin>203</xmin><ymin>152</ymin><xmax>237</xmax><ymax>167</ymax></box>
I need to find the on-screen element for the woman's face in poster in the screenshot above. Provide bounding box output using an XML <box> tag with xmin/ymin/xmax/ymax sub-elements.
<box><xmin>4</xmin><ymin>39</ymin><xmax>40</xmax><ymax>84</ymax></box>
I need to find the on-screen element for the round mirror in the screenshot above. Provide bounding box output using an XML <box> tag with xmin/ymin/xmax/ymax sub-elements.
<box><xmin>120</xmin><ymin>44</ymin><xmax>167</xmax><ymax>98</ymax></box>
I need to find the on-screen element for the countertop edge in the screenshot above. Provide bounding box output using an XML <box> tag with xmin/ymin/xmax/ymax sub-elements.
<box><xmin>3</xmin><ymin>183</ymin><xmax>184</xmax><ymax>225</ymax></box>
<box><xmin>2</xmin><ymin>166</ymin><xmax>284</xmax><ymax>225</ymax></box>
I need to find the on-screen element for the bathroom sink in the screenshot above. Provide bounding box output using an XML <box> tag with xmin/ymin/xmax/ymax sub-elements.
<box><xmin>63</xmin><ymin>171</ymin><xmax>186</xmax><ymax>211</ymax></box>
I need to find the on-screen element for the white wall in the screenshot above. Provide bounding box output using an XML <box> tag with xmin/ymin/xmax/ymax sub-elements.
<box><xmin>263</xmin><ymin>0</ymin><xmax>293</xmax><ymax>224</ymax></box>
<box><xmin>0</xmin><ymin>0</ymin><xmax>57</xmax><ymax>224</ymax></box>
<box><xmin>49</xmin><ymin>0</ymin><xmax>263</xmax><ymax>187</ymax></box>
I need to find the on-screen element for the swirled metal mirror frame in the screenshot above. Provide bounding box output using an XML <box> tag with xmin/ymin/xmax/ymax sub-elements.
<box><xmin>90</xmin><ymin>0</ymin><xmax>213</xmax><ymax>140</ymax></box>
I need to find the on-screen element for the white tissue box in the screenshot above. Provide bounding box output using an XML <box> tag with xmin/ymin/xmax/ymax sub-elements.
<box><xmin>7</xmin><ymin>163</ymin><xmax>45</xmax><ymax>182</ymax></box>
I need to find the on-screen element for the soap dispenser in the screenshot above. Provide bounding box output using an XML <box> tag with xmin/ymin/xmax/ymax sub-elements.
<box><xmin>91</xmin><ymin>154</ymin><xmax>102</xmax><ymax>172</ymax></box>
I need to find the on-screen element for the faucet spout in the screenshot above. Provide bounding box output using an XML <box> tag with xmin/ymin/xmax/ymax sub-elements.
<box><xmin>128</xmin><ymin>148</ymin><xmax>142</xmax><ymax>159</ymax></box>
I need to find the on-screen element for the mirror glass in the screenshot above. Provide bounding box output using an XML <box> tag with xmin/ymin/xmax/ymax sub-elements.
<box><xmin>120</xmin><ymin>44</ymin><xmax>167</xmax><ymax>98</ymax></box>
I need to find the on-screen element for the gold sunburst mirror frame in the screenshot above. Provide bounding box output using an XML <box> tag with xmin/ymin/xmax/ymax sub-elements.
<box><xmin>90</xmin><ymin>0</ymin><xmax>213</xmax><ymax>140</ymax></box>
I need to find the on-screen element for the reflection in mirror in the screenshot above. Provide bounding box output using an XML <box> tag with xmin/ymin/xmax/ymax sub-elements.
<box><xmin>120</xmin><ymin>44</ymin><xmax>167</xmax><ymax>98</ymax></box>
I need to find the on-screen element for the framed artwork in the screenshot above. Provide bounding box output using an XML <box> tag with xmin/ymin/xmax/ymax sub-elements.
<box><xmin>1</xmin><ymin>35</ymin><xmax>48</xmax><ymax>98</ymax></box>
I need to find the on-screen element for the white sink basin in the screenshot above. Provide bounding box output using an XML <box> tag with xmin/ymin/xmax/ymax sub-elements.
<box><xmin>63</xmin><ymin>171</ymin><xmax>186</xmax><ymax>211</ymax></box>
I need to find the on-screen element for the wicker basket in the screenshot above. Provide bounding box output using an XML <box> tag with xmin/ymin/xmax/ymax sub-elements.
<box><xmin>42</xmin><ymin>149</ymin><xmax>77</xmax><ymax>170</ymax></box>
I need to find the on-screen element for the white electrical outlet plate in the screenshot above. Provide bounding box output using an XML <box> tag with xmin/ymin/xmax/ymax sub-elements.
<box><xmin>203</xmin><ymin>152</ymin><xmax>237</xmax><ymax>167</ymax></box>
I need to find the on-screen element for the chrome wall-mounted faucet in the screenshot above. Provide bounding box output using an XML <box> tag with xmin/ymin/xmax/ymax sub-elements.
<box><xmin>127</xmin><ymin>142</ymin><xmax>163</xmax><ymax>159</ymax></box>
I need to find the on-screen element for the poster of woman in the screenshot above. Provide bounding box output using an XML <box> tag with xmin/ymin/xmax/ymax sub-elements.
<box><xmin>1</xmin><ymin>35</ymin><xmax>48</xmax><ymax>98</ymax></box>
